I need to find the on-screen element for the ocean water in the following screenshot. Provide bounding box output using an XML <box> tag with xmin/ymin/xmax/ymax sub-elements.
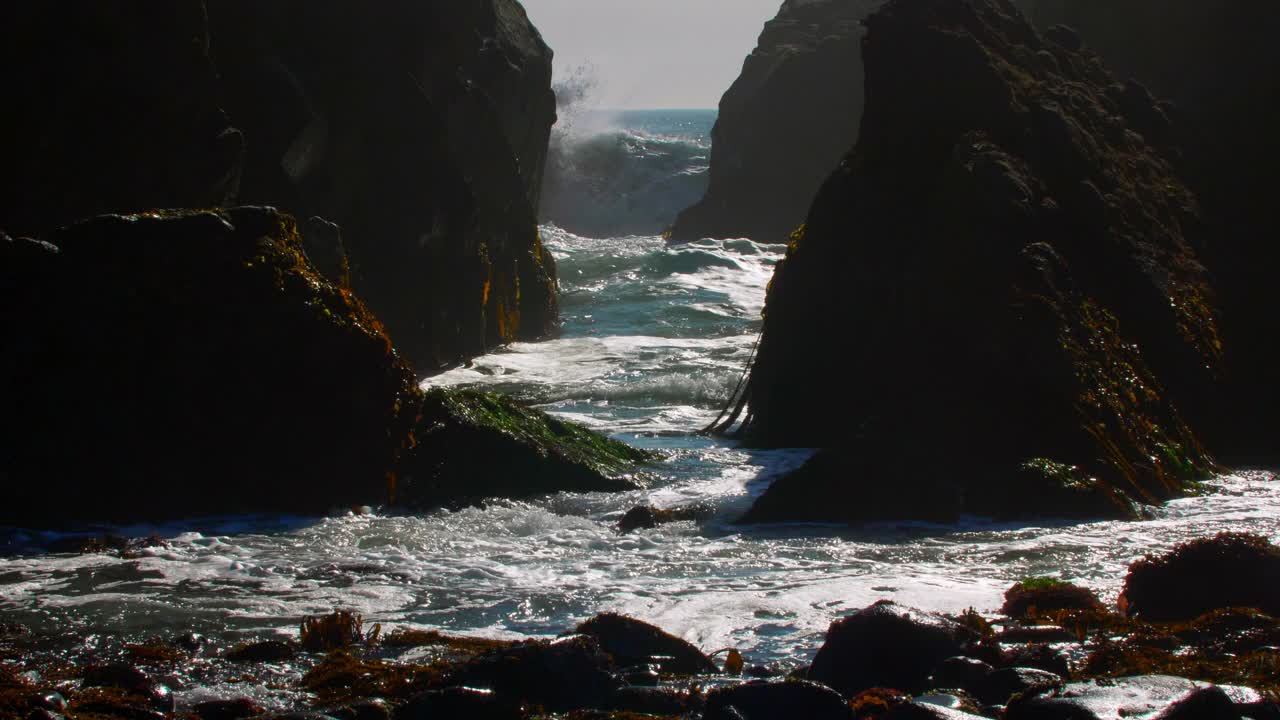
<box><xmin>540</xmin><ymin>109</ymin><xmax>714</xmax><ymax>237</ymax></box>
<box><xmin>1</xmin><ymin>111</ymin><xmax>1278</xmax><ymax>708</ymax></box>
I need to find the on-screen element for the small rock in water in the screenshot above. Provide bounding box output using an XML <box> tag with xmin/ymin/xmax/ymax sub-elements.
<box><xmin>225</xmin><ymin>639</ymin><xmax>298</xmax><ymax>663</ymax></box>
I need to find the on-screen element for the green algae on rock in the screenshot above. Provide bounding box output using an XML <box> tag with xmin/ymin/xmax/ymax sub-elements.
<box><xmin>732</xmin><ymin>0</ymin><xmax>1220</xmax><ymax>524</ymax></box>
<box><xmin>395</xmin><ymin>388</ymin><xmax>655</xmax><ymax>510</ymax></box>
<box><xmin>0</xmin><ymin>207</ymin><xmax>418</xmax><ymax>526</ymax></box>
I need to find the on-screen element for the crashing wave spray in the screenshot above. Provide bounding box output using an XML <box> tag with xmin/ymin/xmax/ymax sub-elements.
<box><xmin>541</xmin><ymin>66</ymin><xmax>714</xmax><ymax>238</ymax></box>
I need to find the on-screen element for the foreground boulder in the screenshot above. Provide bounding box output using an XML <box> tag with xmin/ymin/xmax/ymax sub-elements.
<box><xmin>808</xmin><ymin>601</ymin><xmax>977</xmax><ymax>697</ymax></box>
<box><xmin>395</xmin><ymin>389</ymin><xmax>652</xmax><ymax>509</ymax></box>
<box><xmin>734</xmin><ymin>0</ymin><xmax>1218</xmax><ymax>524</ymax></box>
<box><xmin>572</xmin><ymin>612</ymin><xmax>719</xmax><ymax>676</ymax></box>
<box><xmin>0</xmin><ymin>208</ymin><xmax>417</xmax><ymax>526</ymax></box>
<box><xmin>1119</xmin><ymin>533</ymin><xmax>1280</xmax><ymax>621</ymax></box>
<box><xmin>669</xmin><ymin>0</ymin><xmax>885</xmax><ymax>243</ymax></box>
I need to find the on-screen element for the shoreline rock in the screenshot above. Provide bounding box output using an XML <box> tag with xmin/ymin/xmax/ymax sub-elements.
<box><xmin>2</xmin><ymin>566</ymin><xmax>1277</xmax><ymax>719</ymax></box>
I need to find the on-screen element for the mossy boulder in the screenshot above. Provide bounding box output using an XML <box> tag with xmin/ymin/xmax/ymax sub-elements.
<box><xmin>395</xmin><ymin>389</ymin><xmax>654</xmax><ymax>509</ymax></box>
<box><xmin>1119</xmin><ymin>533</ymin><xmax>1280</xmax><ymax>621</ymax></box>
<box><xmin>1002</xmin><ymin>578</ymin><xmax>1104</xmax><ymax>618</ymax></box>
<box><xmin>734</xmin><ymin>0</ymin><xmax>1219</xmax><ymax>524</ymax></box>
<box><xmin>0</xmin><ymin>208</ymin><xmax>417</xmax><ymax>526</ymax></box>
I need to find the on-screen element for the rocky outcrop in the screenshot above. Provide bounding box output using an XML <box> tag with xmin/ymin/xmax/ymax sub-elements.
<box><xmin>207</xmin><ymin>0</ymin><xmax>559</xmax><ymax>371</ymax></box>
<box><xmin>668</xmin><ymin>0</ymin><xmax>886</xmax><ymax>243</ymax></box>
<box><xmin>394</xmin><ymin>389</ymin><xmax>653</xmax><ymax>510</ymax></box>
<box><xmin>734</xmin><ymin>0</ymin><xmax>1221</xmax><ymax>523</ymax></box>
<box><xmin>0</xmin><ymin>2</ymin><xmax>244</xmax><ymax>234</ymax></box>
<box><xmin>1011</xmin><ymin>0</ymin><xmax>1280</xmax><ymax>465</ymax></box>
<box><xmin>0</xmin><ymin>208</ymin><xmax>417</xmax><ymax>526</ymax></box>
<box><xmin>1</xmin><ymin>1</ymin><xmax>559</xmax><ymax>374</ymax></box>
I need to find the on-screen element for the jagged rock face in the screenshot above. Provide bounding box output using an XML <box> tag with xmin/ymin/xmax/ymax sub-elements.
<box><xmin>207</xmin><ymin>0</ymin><xmax>559</xmax><ymax>372</ymax></box>
<box><xmin>1013</xmin><ymin>0</ymin><xmax>1280</xmax><ymax>464</ymax></box>
<box><xmin>0</xmin><ymin>2</ymin><xmax>244</xmax><ymax>235</ymax></box>
<box><xmin>1</xmin><ymin>1</ymin><xmax>559</xmax><ymax>374</ymax></box>
<box><xmin>0</xmin><ymin>209</ymin><xmax>418</xmax><ymax>526</ymax></box>
<box><xmin>737</xmin><ymin>0</ymin><xmax>1221</xmax><ymax>523</ymax></box>
<box><xmin>668</xmin><ymin>0</ymin><xmax>886</xmax><ymax>243</ymax></box>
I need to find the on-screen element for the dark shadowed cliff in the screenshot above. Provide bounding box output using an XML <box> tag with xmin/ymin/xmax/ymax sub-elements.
<box><xmin>668</xmin><ymin>0</ymin><xmax>886</xmax><ymax>243</ymax></box>
<box><xmin>1014</xmin><ymin>0</ymin><xmax>1280</xmax><ymax>465</ymax></box>
<box><xmin>735</xmin><ymin>0</ymin><xmax>1222</xmax><ymax>524</ymax></box>
<box><xmin>207</xmin><ymin>0</ymin><xmax>559</xmax><ymax>371</ymax></box>
<box><xmin>0</xmin><ymin>0</ymin><xmax>559</xmax><ymax>373</ymax></box>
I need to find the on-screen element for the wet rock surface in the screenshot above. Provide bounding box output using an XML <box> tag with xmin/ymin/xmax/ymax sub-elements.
<box><xmin>734</xmin><ymin>0</ymin><xmax>1220</xmax><ymax>524</ymax></box>
<box><xmin>0</xmin><ymin>208</ymin><xmax>417</xmax><ymax>526</ymax></box>
<box><xmin>669</xmin><ymin>0</ymin><xmax>886</xmax><ymax>243</ymax></box>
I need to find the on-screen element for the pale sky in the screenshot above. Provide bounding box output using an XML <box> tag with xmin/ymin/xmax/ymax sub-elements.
<box><xmin>520</xmin><ymin>0</ymin><xmax>786</xmax><ymax>109</ymax></box>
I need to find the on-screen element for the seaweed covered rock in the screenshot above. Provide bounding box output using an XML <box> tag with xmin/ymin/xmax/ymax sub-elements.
<box><xmin>395</xmin><ymin>389</ymin><xmax>652</xmax><ymax>509</ymax></box>
<box><xmin>0</xmin><ymin>208</ymin><xmax>417</xmax><ymax>526</ymax></box>
<box><xmin>0</xmin><ymin>1</ymin><xmax>244</xmax><ymax>235</ymax></box>
<box><xmin>669</xmin><ymin>0</ymin><xmax>885</xmax><ymax>243</ymax></box>
<box><xmin>206</xmin><ymin>0</ymin><xmax>559</xmax><ymax>371</ymax></box>
<box><xmin>1015</xmin><ymin>1</ymin><xmax>1280</xmax><ymax>464</ymax></box>
<box><xmin>572</xmin><ymin>613</ymin><xmax>718</xmax><ymax>676</ymax></box>
<box><xmin>808</xmin><ymin>601</ymin><xmax>977</xmax><ymax>697</ymax></box>
<box><xmin>1119</xmin><ymin>533</ymin><xmax>1280</xmax><ymax>621</ymax></box>
<box><xmin>735</xmin><ymin>0</ymin><xmax>1219</xmax><ymax>524</ymax></box>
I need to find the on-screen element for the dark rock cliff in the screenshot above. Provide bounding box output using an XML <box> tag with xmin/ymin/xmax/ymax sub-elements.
<box><xmin>736</xmin><ymin>0</ymin><xmax>1222</xmax><ymax>524</ymax></box>
<box><xmin>0</xmin><ymin>3</ymin><xmax>245</xmax><ymax>234</ymax></box>
<box><xmin>1012</xmin><ymin>0</ymin><xmax>1280</xmax><ymax>465</ymax></box>
<box><xmin>0</xmin><ymin>0</ymin><xmax>559</xmax><ymax>373</ymax></box>
<box><xmin>667</xmin><ymin>0</ymin><xmax>886</xmax><ymax>243</ymax></box>
<box><xmin>207</xmin><ymin>0</ymin><xmax>559</xmax><ymax>371</ymax></box>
